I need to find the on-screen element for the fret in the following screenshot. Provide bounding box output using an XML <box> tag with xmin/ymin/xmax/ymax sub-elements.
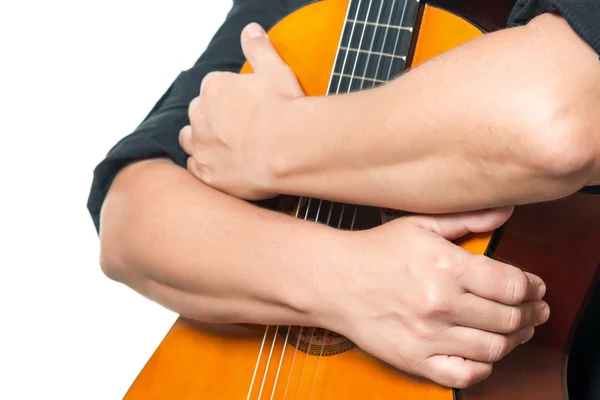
<box><xmin>347</xmin><ymin>0</ymin><xmax>419</xmax><ymax>28</ymax></box>
<box><xmin>340</xmin><ymin>19</ymin><xmax>414</xmax><ymax>56</ymax></box>
<box><xmin>347</xmin><ymin>0</ymin><xmax>378</xmax><ymax>23</ymax></box>
<box><xmin>328</xmin><ymin>0</ymin><xmax>421</xmax><ymax>94</ymax></box>
<box><xmin>340</xmin><ymin>46</ymin><xmax>406</xmax><ymax>61</ymax></box>
<box><xmin>388</xmin><ymin>0</ymin><xmax>419</xmax><ymax>29</ymax></box>
<box><xmin>346</xmin><ymin>19</ymin><xmax>413</xmax><ymax>31</ymax></box>
<box><xmin>332</xmin><ymin>72</ymin><xmax>386</xmax><ymax>84</ymax></box>
<box><xmin>334</xmin><ymin>48</ymin><xmax>405</xmax><ymax>86</ymax></box>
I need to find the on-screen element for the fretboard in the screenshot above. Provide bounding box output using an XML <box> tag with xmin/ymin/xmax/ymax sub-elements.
<box><xmin>329</xmin><ymin>0</ymin><xmax>420</xmax><ymax>94</ymax></box>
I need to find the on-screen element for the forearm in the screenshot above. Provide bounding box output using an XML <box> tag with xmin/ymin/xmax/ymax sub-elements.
<box><xmin>269</xmin><ymin>14</ymin><xmax>599</xmax><ymax>213</ymax></box>
<box><xmin>99</xmin><ymin>158</ymin><xmax>338</xmax><ymax>326</ymax></box>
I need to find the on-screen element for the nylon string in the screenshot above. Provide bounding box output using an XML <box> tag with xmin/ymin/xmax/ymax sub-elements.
<box><xmin>246</xmin><ymin>0</ymin><xmax>414</xmax><ymax>397</ymax></box>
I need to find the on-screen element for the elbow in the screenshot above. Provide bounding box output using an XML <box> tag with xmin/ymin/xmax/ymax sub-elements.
<box><xmin>526</xmin><ymin>104</ymin><xmax>596</xmax><ymax>187</ymax></box>
<box><xmin>98</xmin><ymin>193</ymin><xmax>131</xmax><ymax>283</ymax></box>
<box><xmin>99</xmin><ymin>242</ymin><xmax>124</xmax><ymax>282</ymax></box>
<box><xmin>98</xmin><ymin>220</ymin><xmax>128</xmax><ymax>283</ymax></box>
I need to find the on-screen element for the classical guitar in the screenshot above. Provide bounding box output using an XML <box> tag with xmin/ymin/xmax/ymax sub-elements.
<box><xmin>123</xmin><ymin>1</ymin><xmax>600</xmax><ymax>398</ymax></box>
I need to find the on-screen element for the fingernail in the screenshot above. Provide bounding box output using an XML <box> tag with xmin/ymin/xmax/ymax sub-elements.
<box><xmin>536</xmin><ymin>302</ymin><xmax>550</xmax><ymax>325</ymax></box>
<box><xmin>245</xmin><ymin>22</ymin><xmax>266</xmax><ymax>39</ymax></box>
<box><xmin>521</xmin><ymin>327</ymin><xmax>535</xmax><ymax>344</ymax></box>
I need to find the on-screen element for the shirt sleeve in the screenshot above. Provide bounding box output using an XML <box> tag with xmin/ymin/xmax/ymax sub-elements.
<box><xmin>507</xmin><ymin>0</ymin><xmax>600</xmax><ymax>55</ymax></box>
<box><xmin>86</xmin><ymin>0</ymin><xmax>308</xmax><ymax>233</ymax></box>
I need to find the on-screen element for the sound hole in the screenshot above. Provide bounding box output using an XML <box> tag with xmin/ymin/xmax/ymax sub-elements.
<box><xmin>277</xmin><ymin>326</ymin><xmax>356</xmax><ymax>356</ymax></box>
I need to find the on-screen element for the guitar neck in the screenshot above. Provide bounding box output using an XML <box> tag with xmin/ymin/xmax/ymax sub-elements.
<box><xmin>328</xmin><ymin>0</ymin><xmax>421</xmax><ymax>94</ymax></box>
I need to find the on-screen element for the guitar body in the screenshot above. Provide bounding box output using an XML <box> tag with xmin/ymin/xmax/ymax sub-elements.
<box><xmin>124</xmin><ymin>1</ymin><xmax>600</xmax><ymax>399</ymax></box>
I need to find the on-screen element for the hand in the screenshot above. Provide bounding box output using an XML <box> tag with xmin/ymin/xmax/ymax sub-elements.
<box><xmin>317</xmin><ymin>207</ymin><xmax>549</xmax><ymax>389</ymax></box>
<box><xmin>179</xmin><ymin>22</ymin><xmax>303</xmax><ymax>200</ymax></box>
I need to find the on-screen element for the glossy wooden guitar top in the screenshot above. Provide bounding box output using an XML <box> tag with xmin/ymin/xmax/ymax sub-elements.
<box><xmin>123</xmin><ymin>1</ymin><xmax>600</xmax><ymax>398</ymax></box>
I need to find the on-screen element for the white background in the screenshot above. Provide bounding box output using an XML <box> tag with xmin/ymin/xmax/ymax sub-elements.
<box><xmin>1</xmin><ymin>1</ymin><xmax>231</xmax><ymax>399</ymax></box>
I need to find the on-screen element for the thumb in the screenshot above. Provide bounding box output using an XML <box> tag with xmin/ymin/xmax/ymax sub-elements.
<box><xmin>411</xmin><ymin>207</ymin><xmax>514</xmax><ymax>241</ymax></box>
<box><xmin>241</xmin><ymin>23</ymin><xmax>288</xmax><ymax>75</ymax></box>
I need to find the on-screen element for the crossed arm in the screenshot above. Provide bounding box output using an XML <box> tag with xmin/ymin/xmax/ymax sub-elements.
<box><xmin>93</xmin><ymin>1</ymin><xmax>599</xmax><ymax>389</ymax></box>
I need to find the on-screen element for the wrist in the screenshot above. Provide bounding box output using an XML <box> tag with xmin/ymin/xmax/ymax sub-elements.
<box><xmin>284</xmin><ymin>221</ymin><xmax>353</xmax><ymax>330</ymax></box>
<box><xmin>301</xmin><ymin>228</ymin><xmax>362</xmax><ymax>333</ymax></box>
<box><xmin>263</xmin><ymin>96</ymin><xmax>326</xmax><ymax>190</ymax></box>
<box><xmin>266</xmin><ymin>91</ymin><xmax>382</xmax><ymax>198</ymax></box>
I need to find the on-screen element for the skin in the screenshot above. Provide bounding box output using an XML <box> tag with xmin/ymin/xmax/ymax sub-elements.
<box><xmin>97</xmin><ymin>12</ymin><xmax>600</xmax><ymax>389</ymax></box>
<box><xmin>101</xmin><ymin>159</ymin><xmax>547</xmax><ymax>388</ymax></box>
<box><xmin>179</xmin><ymin>14</ymin><xmax>600</xmax><ymax>213</ymax></box>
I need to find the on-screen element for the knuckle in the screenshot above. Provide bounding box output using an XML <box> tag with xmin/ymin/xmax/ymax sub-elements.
<box><xmin>187</xmin><ymin>157</ymin><xmax>211</xmax><ymax>182</ymax></box>
<box><xmin>281</xmin><ymin>64</ymin><xmax>296</xmax><ymax>80</ymax></box>
<box><xmin>200</xmin><ymin>71</ymin><xmax>228</xmax><ymax>95</ymax></box>
<box><xmin>453</xmin><ymin>368</ymin><xmax>478</xmax><ymax>389</ymax></box>
<box><xmin>504</xmin><ymin>307</ymin><xmax>522</xmax><ymax>332</ymax></box>
<box><xmin>186</xmin><ymin>157</ymin><xmax>195</xmax><ymax>173</ymax></box>
<box><xmin>189</xmin><ymin>111</ymin><xmax>207</xmax><ymax>130</ymax></box>
<box><xmin>508</xmin><ymin>272</ymin><xmax>530</xmax><ymax>304</ymax></box>
<box><xmin>470</xmin><ymin>254</ymin><xmax>491</xmax><ymax>272</ymax></box>
<box><xmin>410</xmin><ymin>321</ymin><xmax>437</xmax><ymax>341</ymax></box>
<box><xmin>429</xmin><ymin>252</ymin><xmax>466</xmax><ymax>285</ymax></box>
<box><xmin>199</xmin><ymin>171</ymin><xmax>213</xmax><ymax>185</ymax></box>
<box><xmin>179</xmin><ymin>125</ymin><xmax>192</xmax><ymax>144</ymax></box>
<box><xmin>420</xmin><ymin>289</ymin><xmax>452</xmax><ymax>317</ymax></box>
<box><xmin>486</xmin><ymin>335</ymin><xmax>510</xmax><ymax>362</ymax></box>
<box><xmin>432</xmin><ymin>251</ymin><xmax>464</xmax><ymax>277</ymax></box>
<box><xmin>453</xmin><ymin>364</ymin><xmax>492</xmax><ymax>389</ymax></box>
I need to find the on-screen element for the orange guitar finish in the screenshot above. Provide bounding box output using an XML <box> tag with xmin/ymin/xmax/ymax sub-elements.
<box><xmin>123</xmin><ymin>1</ymin><xmax>600</xmax><ymax>399</ymax></box>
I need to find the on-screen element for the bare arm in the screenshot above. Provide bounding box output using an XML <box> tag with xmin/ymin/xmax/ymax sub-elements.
<box><xmin>182</xmin><ymin>14</ymin><xmax>600</xmax><ymax>213</ymax></box>
<box><xmin>99</xmin><ymin>157</ymin><xmax>549</xmax><ymax>388</ymax></box>
<box><xmin>267</xmin><ymin>14</ymin><xmax>600</xmax><ymax>212</ymax></box>
<box><xmin>98</xmin><ymin>158</ymin><xmax>337</xmax><ymax>327</ymax></box>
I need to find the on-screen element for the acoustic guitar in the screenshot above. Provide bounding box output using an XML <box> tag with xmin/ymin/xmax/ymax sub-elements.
<box><xmin>123</xmin><ymin>1</ymin><xmax>600</xmax><ymax>398</ymax></box>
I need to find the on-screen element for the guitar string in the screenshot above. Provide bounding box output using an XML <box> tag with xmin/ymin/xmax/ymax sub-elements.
<box><xmin>309</xmin><ymin>0</ymin><xmax>396</xmax><ymax>400</ymax></box>
<box><xmin>385</xmin><ymin>0</ymin><xmax>413</xmax><ymax>82</ymax></box>
<box><xmin>306</xmin><ymin>202</ymin><xmax>358</xmax><ymax>399</ymax></box>
<box><xmin>268</xmin><ymin>200</ymin><xmax>315</xmax><ymax>398</ymax></box>
<box><xmin>247</xmin><ymin>201</ymin><xmax>304</xmax><ymax>400</ymax></box>
<box><xmin>305</xmin><ymin>0</ymin><xmax>392</xmax><ymax>396</ymax></box>
<box><xmin>365</xmin><ymin>0</ymin><xmax>399</xmax><ymax>90</ymax></box>
<box><xmin>282</xmin><ymin>0</ymin><xmax>415</xmax><ymax>394</ymax></box>
<box><xmin>281</xmin><ymin>0</ymin><xmax>366</xmax><ymax>395</ymax></box>
<box><xmin>285</xmin><ymin>203</ymin><xmax>347</xmax><ymax>399</ymax></box>
<box><xmin>305</xmin><ymin>200</ymin><xmax>341</xmax><ymax>399</ymax></box>
<box><xmin>257</xmin><ymin>323</ymin><xmax>282</xmax><ymax>399</ymax></box>
<box><xmin>247</xmin><ymin>325</ymin><xmax>270</xmax><ymax>400</ymax></box>
<box><xmin>267</xmin><ymin>198</ymin><xmax>326</xmax><ymax>399</ymax></box>
<box><xmin>280</xmin><ymin>199</ymin><xmax>317</xmax><ymax>399</ymax></box>
<box><xmin>305</xmin><ymin>1</ymin><xmax>415</xmax><ymax>397</ymax></box>
<box><xmin>293</xmin><ymin>202</ymin><xmax>351</xmax><ymax>400</ymax></box>
<box><xmin>289</xmin><ymin>0</ymin><xmax>383</xmax><ymax>395</ymax></box>
<box><xmin>247</xmin><ymin>0</ymin><xmax>416</xmax><ymax>396</ymax></box>
<box><xmin>290</xmin><ymin>0</ymin><xmax>411</xmax><ymax>395</ymax></box>
<box><xmin>356</xmin><ymin>0</ymin><xmax>386</xmax><ymax>91</ymax></box>
<box><xmin>344</xmin><ymin>0</ymin><xmax>375</xmax><ymax>96</ymax></box>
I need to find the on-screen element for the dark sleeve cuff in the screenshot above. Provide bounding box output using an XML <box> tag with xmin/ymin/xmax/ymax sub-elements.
<box><xmin>507</xmin><ymin>0</ymin><xmax>600</xmax><ymax>55</ymax></box>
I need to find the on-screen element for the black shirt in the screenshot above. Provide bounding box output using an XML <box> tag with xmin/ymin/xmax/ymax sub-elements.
<box><xmin>86</xmin><ymin>1</ymin><xmax>600</xmax><ymax>398</ymax></box>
